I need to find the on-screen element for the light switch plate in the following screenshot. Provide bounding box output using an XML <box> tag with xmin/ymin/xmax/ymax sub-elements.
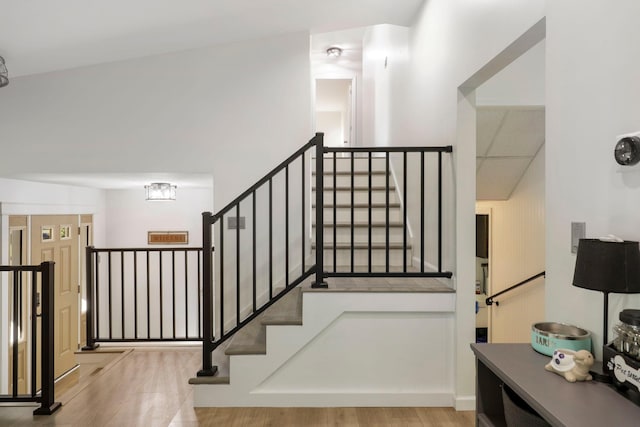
<box><xmin>228</xmin><ymin>216</ymin><xmax>246</xmax><ymax>230</ymax></box>
<box><xmin>571</xmin><ymin>222</ymin><xmax>586</xmax><ymax>253</ymax></box>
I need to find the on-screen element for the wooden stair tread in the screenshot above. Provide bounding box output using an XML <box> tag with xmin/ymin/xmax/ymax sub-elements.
<box><xmin>311</xmin><ymin>243</ymin><xmax>412</xmax><ymax>250</ymax></box>
<box><xmin>312</xmin><ymin>186</ymin><xmax>395</xmax><ymax>191</ymax></box>
<box><xmin>313</xmin><ymin>222</ymin><xmax>405</xmax><ymax>228</ymax></box>
<box><xmin>312</xmin><ymin>171</ymin><xmax>389</xmax><ymax>176</ymax></box>
<box><xmin>312</xmin><ymin>203</ymin><xmax>401</xmax><ymax>208</ymax></box>
<box><xmin>225</xmin><ymin>289</ymin><xmax>302</xmax><ymax>356</ymax></box>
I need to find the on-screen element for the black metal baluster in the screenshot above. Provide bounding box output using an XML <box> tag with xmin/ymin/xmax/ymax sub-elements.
<box><xmin>134</xmin><ymin>251</ymin><xmax>138</xmax><ymax>339</ymax></box>
<box><xmin>301</xmin><ymin>154</ymin><xmax>306</xmax><ymax>273</ymax></box>
<box><xmin>146</xmin><ymin>251</ymin><xmax>150</xmax><ymax>339</ymax></box>
<box><xmin>30</xmin><ymin>271</ymin><xmax>37</xmax><ymax>396</ymax></box>
<box><xmin>94</xmin><ymin>252</ymin><xmax>100</xmax><ymax>340</ymax></box>
<box><xmin>159</xmin><ymin>251</ymin><xmax>163</xmax><ymax>339</ymax></box>
<box><xmin>285</xmin><ymin>165</ymin><xmax>290</xmax><ymax>287</ymax></box>
<box><xmin>197</xmin><ymin>250</ymin><xmax>201</xmax><ymax>339</ymax></box>
<box><xmin>438</xmin><ymin>151</ymin><xmax>443</xmax><ymax>273</ymax></box>
<box><xmin>184</xmin><ymin>251</ymin><xmax>189</xmax><ymax>338</ymax></box>
<box><xmin>368</xmin><ymin>153</ymin><xmax>372</xmax><ymax>272</ymax></box>
<box><xmin>403</xmin><ymin>152</ymin><xmax>408</xmax><ymax>272</ymax></box>
<box><xmin>386</xmin><ymin>152</ymin><xmax>390</xmax><ymax>273</ymax></box>
<box><xmin>108</xmin><ymin>252</ymin><xmax>112</xmax><ymax>340</ymax></box>
<box><xmin>236</xmin><ymin>204</ymin><xmax>241</xmax><ymax>327</ymax></box>
<box><xmin>172</xmin><ymin>250</ymin><xmax>176</xmax><ymax>339</ymax></box>
<box><xmin>333</xmin><ymin>152</ymin><xmax>337</xmax><ymax>272</ymax></box>
<box><xmin>420</xmin><ymin>152</ymin><xmax>425</xmax><ymax>273</ymax></box>
<box><xmin>351</xmin><ymin>151</ymin><xmax>355</xmax><ymax>272</ymax></box>
<box><xmin>253</xmin><ymin>191</ymin><xmax>257</xmax><ymax>313</ymax></box>
<box><xmin>121</xmin><ymin>251</ymin><xmax>125</xmax><ymax>339</ymax></box>
<box><xmin>220</xmin><ymin>217</ymin><xmax>225</xmax><ymax>339</ymax></box>
<box><xmin>269</xmin><ymin>179</ymin><xmax>273</xmax><ymax>298</ymax></box>
<box><xmin>12</xmin><ymin>271</ymin><xmax>19</xmax><ymax>397</ymax></box>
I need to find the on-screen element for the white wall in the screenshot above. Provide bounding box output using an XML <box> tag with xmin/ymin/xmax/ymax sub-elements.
<box><xmin>104</xmin><ymin>188</ymin><xmax>212</xmax><ymax>248</ymax></box>
<box><xmin>476</xmin><ymin>40</ymin><xmax>545</xmax><ymax>107</ymax></box>
<box><xmin>477</xmin><ymin>146</ymin><xmax>545</xmax><ymax>343</ymax></box>
<box><xmin>545</xmin><ymin>0</ymin><xmax>640</xmax><ymax>356</ymax></box>
<box><xmin>0</xmin><ymin>32</ymin><xmax>311</xmax><ymax>212</ymax></box>
<box><xmin>363</xmin><ymin>25</ymin><xmax>409</xmax><ymax>147</ymax></box>
<box><xmin>385</xmin><ymin>0</ymin><xmax>546</xmax><ymax>409</ymax></box>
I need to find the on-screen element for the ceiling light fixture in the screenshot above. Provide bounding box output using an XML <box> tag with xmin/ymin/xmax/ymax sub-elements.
<box><xmin>326</xmin><ymin>47</ymin><xmax>343</xmax><ymax>57</ymax></box>
<box><xmin>145</xmin><ymin>182</ymin><xmax>177</xmax><ymax>201</ymax></box>
<box><xmin>0</xmin><ymin>56</ymin><xmax>8</xmax><ymax>88</ymax></box>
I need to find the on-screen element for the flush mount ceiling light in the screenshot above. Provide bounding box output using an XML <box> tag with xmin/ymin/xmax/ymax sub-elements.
<box><xmin>326</xmin><ymin>46</ymin><xmax>343</xmax><ymax>57</ymax></box>
<box><xmin>145</xmin><ymin>182</ymin><xmax>176</xmax><ymax>201</ymax></box>
<box><xmin>0</xmin><ymin>56</ymin><xmax>8</xmax><ymax>88</ymax></box>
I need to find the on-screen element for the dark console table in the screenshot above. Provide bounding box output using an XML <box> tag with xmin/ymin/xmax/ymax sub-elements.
<box><xmin>471</xmin><ymin>343</ymin><xmax>640</xmax><ymax>426</ymax></box>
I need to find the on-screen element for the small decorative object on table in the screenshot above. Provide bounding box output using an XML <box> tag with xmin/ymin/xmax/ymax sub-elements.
<box><xmin>545</xmin><ymin>349</ymin><xmax>594</xmax><ymax>382</ymax></box>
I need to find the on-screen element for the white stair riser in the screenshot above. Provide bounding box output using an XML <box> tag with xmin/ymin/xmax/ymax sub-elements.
<box><xmin>312</xmin><ymin>226</ymin><xmax>407</xmax><ymax>244</ymax></box>
<box><xmin>315</xmin><ymin>191</ymin><xmax>399</xmax><ymax>204</ymax></box>
<box><xmin>315</xmin><ymin>174</ymin><xmax>390</xmax><ymax>187</ymax></box>
<box><xmin>314</xmin><ymin>248</ymin><xmax>412</xmax><ymax>267</ymax></box>
<box><xmin>317</xmin><ymin>207</ymin><xmax>403</xmax><ymax>222</ymax></box>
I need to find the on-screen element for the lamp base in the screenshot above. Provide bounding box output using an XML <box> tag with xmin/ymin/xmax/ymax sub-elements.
<box><xmin>589</xmin><ymin>360</ymin><xmax>612</xmax><ymax>383</ymax></box>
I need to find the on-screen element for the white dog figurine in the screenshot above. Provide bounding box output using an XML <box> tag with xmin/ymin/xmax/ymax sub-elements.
<box><xmin>545</xmin><ymin>349</ymin><xmax>594</xmax><ymax>382</ymax></box>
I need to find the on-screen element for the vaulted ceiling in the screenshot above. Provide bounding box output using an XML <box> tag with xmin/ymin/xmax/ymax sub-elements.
<box><xmin>0</xmin><ymin>0</ymin><xmax>423</xmax><ymax>78</ymax></box>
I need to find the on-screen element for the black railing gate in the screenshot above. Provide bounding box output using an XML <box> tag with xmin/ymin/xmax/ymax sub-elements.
<box><xmin>0</xmin><ymin>262</ymin><xmax>60</xmax><ymax>415</ymax></box>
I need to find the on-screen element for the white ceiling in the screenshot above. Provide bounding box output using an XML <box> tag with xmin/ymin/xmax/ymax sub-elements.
<box><xmin>476</xmin><ymin>107</ymin><xmax>545</xmax><ymax>200</ymax></box>
<box><xmin>0</xmin><ymin>0</ymin><xmax>423</xmax><ymax>77</ymax></box>
<box><xmin>0</xmin><ymin>0</ymin><xmax>422</xmax><ymax>190</ymax></box>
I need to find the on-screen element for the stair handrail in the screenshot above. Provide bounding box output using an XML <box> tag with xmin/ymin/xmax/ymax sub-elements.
<box><xmin>485</xmin><ymin>271</ymin><xmax>545</xmax><ymax>306</ymax></box>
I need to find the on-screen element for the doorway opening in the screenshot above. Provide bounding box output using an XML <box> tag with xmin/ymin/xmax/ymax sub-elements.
<box><xmin>314</xmin><ymin>78</ymin><xmax>355</xmax><ymax>149</ymax></box>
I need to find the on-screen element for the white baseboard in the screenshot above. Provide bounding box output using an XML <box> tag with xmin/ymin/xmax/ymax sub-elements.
<box><xmin>194</xmin><ymin>388</ymin><xmax>455</xmax><ymax>408</ymax></box>
<box><xmin>455</xmin><ymin>395</ymin><xmax>476</xmax><ymax>411</ymax></box>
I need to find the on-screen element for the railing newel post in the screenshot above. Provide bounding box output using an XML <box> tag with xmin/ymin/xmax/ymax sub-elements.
<box><xmin>82</xmin><ymin>246</ymin><xmax>99</xmax><ymax>350</ymax></box>
<box><xmin>197</xmin><ymin>211</ymin><xmax>218</xmax><ymax>377</ymax></box>
<box><xmin>312</xmin><ymin>132</ymin><xmax>328</xmax><ymax>288</ymax></box>
<box><xmin>34</xmin><ymin>261</ymin><xmax>61</xmax><ymax>415</ymax></box>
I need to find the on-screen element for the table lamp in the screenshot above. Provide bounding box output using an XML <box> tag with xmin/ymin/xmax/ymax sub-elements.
<box><xmin>573</xmin><ymin>239</ymin><xmax>640</xmax><ymax>346</ymax></box>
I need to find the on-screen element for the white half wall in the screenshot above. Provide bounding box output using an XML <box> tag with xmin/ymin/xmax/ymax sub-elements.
<box><xmin>194</xmin><ymin>291</ymin><xmax>456</xmax><ymax>407</ymax></box>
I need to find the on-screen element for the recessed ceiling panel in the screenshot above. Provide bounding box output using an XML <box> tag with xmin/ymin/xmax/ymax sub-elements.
<box><xmin>485</xmin><ymin>109</ymin><xmax>545</xmax><ymax>157</ymax></box>
<box><xmin>476</xmin><ymin>157</ymin><xmax>532</xmax><ymax>200</ymax></box>
<box><xmin>476</xmin><ymin>108</ymin><xmax>507</xmax><ymax>157</ymax></box>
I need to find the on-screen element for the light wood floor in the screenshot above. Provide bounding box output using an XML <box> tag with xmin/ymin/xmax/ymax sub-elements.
<box><xmin>0</xmin><ymin>347</ymin><xmax>475</xmax><ymax>426</ymax></box>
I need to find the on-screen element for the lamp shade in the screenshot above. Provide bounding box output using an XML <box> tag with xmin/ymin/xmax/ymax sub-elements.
<box><xmin>572</xmin><ymin>239</ymin><xmax>640</xmax><ymax>293</ymax></box>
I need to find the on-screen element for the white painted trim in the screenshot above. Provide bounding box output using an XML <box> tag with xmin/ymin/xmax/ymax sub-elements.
<box><xmin>194</xmin><ymin>388</ymin><xmax>455</xmax><ymax>407</ymax></box>
<box><xmin>455</xmin><ymin>395</ymin><xmax>476</xmax><ymax>411</ymax></box>
<box><xmin>0</xmin><ymin>203</ymin><xmax>98</xmax><ymax>216</ymax></box>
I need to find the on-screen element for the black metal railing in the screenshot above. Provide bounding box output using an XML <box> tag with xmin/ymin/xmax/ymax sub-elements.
<box><xmin>0</xmin><ymin>262</ymin><xmax>61</xmax><ymax>415</ymax></box>
<box><xmin>84</xmin><ymin>247</ymin><xmax>203</xmax><ymax>349</ymax></box>
<box><xmin>317</xmin><ymin>145</ymin><xmax>453</xmax><ymax>280</ymax></box>
<box><xmin>198</xmin><ymin>133</ymin><xmax>453</xmax><ymax>376</ymax></box>
<box><xmin>198</xmin><ymin>136</ymin><xmax>317</xmax><ymax>376</ymax></box>
<box><xmin>485</xmin><ymin>271</ymin><xmax>546</xmax><ymax>306</ymax></box>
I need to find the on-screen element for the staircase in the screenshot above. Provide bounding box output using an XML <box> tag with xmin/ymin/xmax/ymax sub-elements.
<box><xmin>191</xmin><ymin>139</ymin><xmax>457</xmax><ymax>407</ymax></box>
